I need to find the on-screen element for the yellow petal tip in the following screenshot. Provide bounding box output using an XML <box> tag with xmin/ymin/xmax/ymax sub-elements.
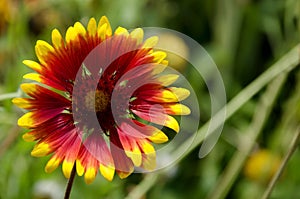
<box><xmin>23</xmin><ymin>73</ymin><xmax>42</xmax><ymax>83</ymax></box>
<box><xmin>31</xmin><ymin>142</ymin><xmax>50</xmax><ymax>157</ymax></box>
<box><xmin>100</xmin><ymin>164</ymin><xmax>115</xmax><ymax>181</ymax></box>
<box><xmin>149</xmin><ymin>131</ymin><xmax>169</xmax><ymax>143</ymax></box>
<box><xmin>22</xmin><ymin>132</ymin><xmax>36</xmax><ymax>142</ymax></box>
<box><xmin>18</xmin><ymin>112</ymin><xmax>35</xmax><ymax>128</ymax></box>
<box><xmin>76</xmin><ymin>160</ymin><xmax>85</xmax><ymax>176</ymax></box>
<box><xmin>84</xmin><ymin>168</ymin><xmax>96</xmax><ymax>184</ymax></box>
<box><xmin>117</xmin><ymin>171</ymin><xmax>132</xmax><ymax>179</ymax></box>
<box><xmin>62</xmin><ymin>161</ymin><xmax>74</xmax><ymax>179</ymax></box>
<box><xmin>45</xmin><ymin>157</ymin><xmax>61</xmax><ymax>173</ymax></box>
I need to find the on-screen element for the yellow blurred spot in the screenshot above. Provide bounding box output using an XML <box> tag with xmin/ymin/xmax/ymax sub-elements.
<box><xmin>244</xmin><ymin>149</ymin><xmax>281</xmax><ymax>182</ymax></box>
<box><xmin>31</xmin><ymin>142</ymin><xmax>50</xmax><ymax>157</ymax></box>
<box><xmin>100</xmin><ymin>164</ymin><xmax>115</xmax><ymax>181</ymax></box>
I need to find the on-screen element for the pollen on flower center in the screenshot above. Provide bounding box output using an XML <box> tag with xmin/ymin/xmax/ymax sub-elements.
<box><xmin>85</xmin><ymin>90</ymin><xmax>110</xmax><ymax>112</ymax></box>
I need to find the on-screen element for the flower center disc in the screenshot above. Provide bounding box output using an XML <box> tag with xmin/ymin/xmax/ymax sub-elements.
<box><xmin>85</xmin><ymin>90</ymin><xmax>110</xmax><ymax>112</ymax></box>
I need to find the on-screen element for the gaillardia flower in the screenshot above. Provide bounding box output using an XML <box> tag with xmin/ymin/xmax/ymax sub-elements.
<box><xmin>13</xmin><ymin>16</ymin><xmax>190</xmax><ymax>183</ymax></box>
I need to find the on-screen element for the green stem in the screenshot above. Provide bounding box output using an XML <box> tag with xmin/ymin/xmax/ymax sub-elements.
<box><xmin>64</xmin><ymin>164</ymin><xmax>76</xmax><ymax>199</ymax></box>
<box><xmin>261</xmin><ymin>128</ymin><xmax>300</xmax><ymax>199</ymax></box>
<box><xmin>126</xmin><ymin>44</ymin><xmax>300</xmax><ymax>199</ymax></box>
<box><xmin>173</xmin><ymin>44</ymin><xmax>299</xmax><ymax>163</ymax></box>
<box><xmin>0</xmin><ymin>91</ymin><xmax>20</xmax><ymax>101</ymax></box>
<box><xmin>206</xmin><ymin>73</ymin><xmax>287</xmax><ymax>199</ymax></box>
<box><xmin>125</xmin><ymin>174</ymin><xmax>159</xmax><ymax>199</ymax></box>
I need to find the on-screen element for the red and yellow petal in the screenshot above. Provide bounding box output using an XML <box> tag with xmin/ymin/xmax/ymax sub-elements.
<box><xmin>163</xmin><ymin>103</ymin><xmax>191</xmax><ymax>115</ymax></box>
<box><xmin>136</xmin><ymin>87</ymin><xmax>190</xmax><ymax>103</ymax></box>
<box><xmin>35</xmin><ymin>40</ymin><xmax>55</xmax><ymax>65</ymax></box>
<box><xmin>12</xmin><ymin>83</ymin><xmax>70</xmax><ymax>112</ymax></box>
<box><xmin>77</xmin><ymin>150</ymin><xmax>99</xmax><ymax>184</ymax></box>
<box><xmin>118</xmin><ymin>127</ymin><xmax>142</xmax><ymax>167</ymax></box>
<box><xmin>18</xmin><ymin>109</ymin><xmax>65</xmax><ymax>128</ymax></box>
<box><xmin>132</xmin><ymin>109</ymin><xmax>180</xmax><ymax>133</ymax></box>
<box><xmin>77</xmin><ymin>134</ymin><xmax>115</xmax><ymax>182</ymax></box>
<box><xmin>62</xmin><ymin>135</ymin><xmax>82</xmax><ymax>178</ymax></box>
<box><xmin>12</xmin><ymin>98</ymin><xmax>34</xmax><ymax>109</ymax></box>
<box><xmin>148</xmin><ymin>131</ymin><xmax>169</xmax><ymax>143</ymax></box>
<box><xmin>118</xmin><ymin>129</ymin><xmax>157</xmax><ymax>170</ymax></box>
<box><xmin>45</xmin><ymin>155</ymin><xmax>63</xmax><ymax>173</ymax></box>
<box><xmin>17</xmin><ymin>83</ymin><xmax>70</xmax><ymax>107</ymax></box>
<box><xmin>151</xmin><ymin>51</ymin><xmax>167</xmax><ymax>64</ymax></box>
<box><xmin>119</xmin><ymin>120</ymin><xmax>169</xmax><ymax>144</ymax></box>
<box><xmin>132</xmin><ymin>103</ymin><xmax>190</xmax><ymax>116</ymax></box>
<box><xmin>138</xmin><ymin>139</ymin><xmax>156</xmax><ymax>171</ymax></box>
<box><xmin>31</xmin><ymin>142</ymin><xmax>51</xmax><ymax>157</ymax></box>
<box><xmin>99</xmin><ymin>163</ymin><xmax>115</xmax><ymax>181</ymax></box>
<box><xmin>110</xmin><ymin>135</ymin><xmax>134</xmax><ymax>179</ymax></box>
<box><xmin>98</xmin><ymin>16</ymin><xmax>112</xmax><ymax>36</ymax></box>
<box><xmin>14</xmin><ymin>16</ymin><xmax>191</xmax><ymax>183</ymax></box>
<box><xmin>132</xmin><ymin>121</ymin><xmax>170</xmax><ymax>143</ymax></box>
<box><xmin>87</xmin><ymin>18</ymin><xmax>97</xmax><ymax>37</ymax></box>
<box><xmin>130</xmin><ymin>28</ymin><xmax>144</xmax><ymax>45</ymax></box>
<box><xmin>23</xmin><ymin>60</ymin><xmax>43</xmax><ymax>73</ymax></box>
<box><xmin>51</xmin><ymin>28</ymin><xmax>64</xmax><ymax>49</ymax></box>
<box><xmin>142</xmin><ymin>36</ymin><xmax>158</xmax><ymax>49</ymax></box>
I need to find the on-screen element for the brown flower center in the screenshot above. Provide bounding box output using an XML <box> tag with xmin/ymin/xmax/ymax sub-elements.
<box><xmin>85</xmin><ymin>90</ymin><xmax>110</xmax><ymax>112</ymax></box>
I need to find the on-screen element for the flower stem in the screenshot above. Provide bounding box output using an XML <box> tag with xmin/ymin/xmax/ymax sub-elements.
<box><xmin>261</xmin><ymin>127</ymin><xmax>300</xmax><ymax>199</ymax></box>
<box><xmin>206</xmin><ymin>73</ymin><xmax>287</xmax><ymax>199</ymax></box>
<box><xmin>64</xmin><ymin>164</ymin><xmax>76</xmax><ymax>199</ymax></box>
<box><xmin>0</xmin><ymin>91</ymin><xmax>20</xmax><ymax>101</ymax></box>
<box><xmin>126</xmin><ymin>44</ymin><xmax>300</xmax><ymax>199</ymax></box>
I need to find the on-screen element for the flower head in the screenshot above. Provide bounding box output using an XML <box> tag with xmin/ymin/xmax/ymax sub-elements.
<box><xmin>13</xmin><ymin>16</ymin><xmax>190</xmax><ymax>183</ymax></box>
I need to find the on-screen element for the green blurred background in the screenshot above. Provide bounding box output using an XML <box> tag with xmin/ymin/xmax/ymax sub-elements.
<box><xmin>0</xmin><ymin>0</ymin><xmax>299</xmax><ymax>198</ymax></box>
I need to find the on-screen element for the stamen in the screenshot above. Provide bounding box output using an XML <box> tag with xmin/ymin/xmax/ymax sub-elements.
<box><xmin>84</xmin><ymin>90</ymin><xmax>110</xmax><ymax>112</ymax></box>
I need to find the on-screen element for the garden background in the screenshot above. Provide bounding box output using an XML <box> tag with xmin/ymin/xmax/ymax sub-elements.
<box><xmin>0</xmin><ymin>0</ymin><xmax>299</xmax><ymax>198</ymax></box>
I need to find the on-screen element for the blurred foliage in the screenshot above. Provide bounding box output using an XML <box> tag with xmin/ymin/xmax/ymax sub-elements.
<box><xmin>0</xmin><ymin>0</ymin><xmax>299</xmax><ymax>199</ymax></box>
